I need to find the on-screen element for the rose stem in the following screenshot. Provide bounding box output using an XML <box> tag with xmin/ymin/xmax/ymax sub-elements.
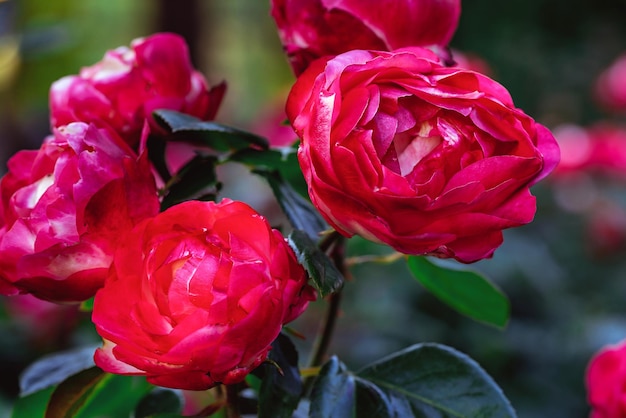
<box><xmin>224</xmin><ymin>384</ymin><xmax>241</xmax><ymax>418</ymax></box>
<box><xmin>304</xmin><ymin>233</ymin><xmax>347</xmax><ymax>395</ymax></box>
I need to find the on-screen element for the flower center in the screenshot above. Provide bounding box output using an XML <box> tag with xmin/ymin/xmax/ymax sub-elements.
<box><xmin>394</xmin><ymin>125</ymin><xmax>443</xmax><ymax>176</ymax></box>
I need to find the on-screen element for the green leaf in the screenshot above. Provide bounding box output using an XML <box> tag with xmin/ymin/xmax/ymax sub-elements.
<box><xmin>73</xmin><ymin>373</ymin><xmax>153</xmax><ymax>418</ymax></box>
<box><xmin>357</xmin><ymin>343</ymin><xmax>517</xmax><ymax>418</ymax></box>
<box><xmin>229</xmin><ymin>146</ymin><xmax>297</xmax><ymax>171</ymax></box>
<box><xmin>309</xmin><ymin>357</ymin><xmax>356</xmax><ymax>418</ymax></box>
<box><xmin>407</xmin><ymin>256</ymin><xmax>510</xmax><ymax>329</ymax></box>
<box><xmin>153</xmin><ymin>109</ymin><xmax>269</xmax><ymax>152</ymax></box>
<box><xmin>160</xmin><ymin>154</ymin><xmax>220</xmax><ymax>210</ymax></box>
<box><xmin>228</xmin><ymin>147</ymin><xmax>308</xmax><ymax>197</ymax></box>
<box><xmin>147</xmin><ymin>134</ymin><xmax>172</xmax><ymax>183</ymax></box>
<box><xmin>254</xmin><ymin>334</ymin><xmax>303</xmax><ymax>418</ymax></box>
<box><xmin>19</xmin><ymin>345</ymin><xmax>99</xmax><ymax>397</ymax></box>
<box><xmin>134</xmin><ymin>388</ymin><xmax>183</xmax><ymax>418</ymax></box>
<box><xmin>45</xmin><ymin>367</ymin><xmax>106</xmax><ymax>418</ymax></box>
<box><xmin>79</xmin><ymin>297</ymin><xmax>94</xmax><ymax>312</ymax></box>
<box><xmin>253</xmin><ymin>169</ymin><xmax>327</xmax><ymax>241</ymax></box>
<box><xmin>287</xmin><ymin>229</ymin><xmax>344</xmax><ymax>298</ymax></box>
<box><xmin>12</xmin><ymin>386</ymin><xmax>55</xmax><ymax>418</ymax></box>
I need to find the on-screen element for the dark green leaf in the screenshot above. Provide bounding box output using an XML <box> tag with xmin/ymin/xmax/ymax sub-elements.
<box><xmin>253</xmin><ymin>169</ymin><xmax>327</xmax><ymax>241</ymax></box>
<box><xmin>287</xmin><ymin>229</ymin><xmax>344</xmax><ymax>298</ymax></box>
<box><xmin>73</xmin><ymin>374</ymin><xmax>153</xmax><ymax>418</ymax></box>
<box><xmin>147</xmin><ymin>134</ymin><xmax>172</xmax><ymax>183</ymax></box>
<box><xmin>11</xmin><ymin>386</ymin><xmax>55</xmax><ymax>418</ymax></box>
<box><xmin>45</xmin><ymin>367</ymin><xmax>106</xmax><ymax>418</ymax></box>
<box><xmin>229</xmin><ymin>146</ymin><xmax>298</xmax><ymax>171</ymax></box>
<box><xmin>254</xmin><ymin>334</ymin><xmax>303</xmax><ymax>418</ymax></box>
<box><xmin>357</xmin><ymin>343</ymin><xmax>517</xmax><ymax>418</ymax></box>
<box><xmin>19</xmin><ymin>345</ymin><xmax>99</xmax><ymax>396</ymax></box>
<box><xmin>309</xmin><ymin>357</ymin><xmax>356</xmax><ymax>418</ymax></box>
<box><xmin>135</xmin><ymin>388</ymin><xmax>183</xmax><ymax>418</ymax></box>
<box><xmin>407</xmin><ymin>256</ymin><xmax>510</xmax><ymax>329</ymax></box>
<box><xmin>228</xmin><ymin>147</ymin><xmax>308</xmax><ymax>197</ymax></box>
<box><xmin>153</xmin><ymin>109</ymin><xmax>268</xmax><ymax>152</ymax></box>
<box><xmin>354</xmin><ymin>378</ymin><xmax>395</xmax><ymax>418</ymax></box>
<box><xmin>160</xmin><ymin>154</ymin><xmax>220</xmax><ymax>210</ymax></box>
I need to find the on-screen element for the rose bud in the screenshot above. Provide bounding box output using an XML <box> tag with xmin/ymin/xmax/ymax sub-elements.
<box><xmin>50</xmin><ymin>32</ymin><xmax>225</xmax><ymax>147</ymax></box>
<box><xmin>586</xmin><ymin>339</ymin><xmax>626</xmax><ymax>418</ymax></box>
<box><xmin>271</xmin><ymin>0</ymin><xmax>461</xmax><ymax>75</ymax></box>
<box><xmin>0</xmin><ymin>122</ymin><xmax>159</xmax><ymax>302</ymax></box>
<box><xmin>287</xmin><ymin>47</ymin><xmax>560</xmax><ymax>263</ymax></box>
<box><xmin>92</xmin><ymin>199</ymin><xmax>315</xmax><ymax>391</ymax></box>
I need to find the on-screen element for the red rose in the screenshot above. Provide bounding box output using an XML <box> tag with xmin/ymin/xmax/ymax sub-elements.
<box><xmin>287</xmin><ymin>48</ymin><xmax>560</xmax><ymax>263</ymax></box>
<box><xmin>271</xmin><ymin>0</ymin><xmax>461</xmax><ymax>75</ymax></box>
<box><xmin>49</xmin><ymin>33</ymin><xmax>225</xmax><ymax>147</ymax></box>
<box><xmin>0</xmin><ymin>123</ymin><xmax>159</xmax><ymax>302</ymax></box>
<box><xmin>92</xmin><ymin>199</ymin><xmax>315</xmax><ymax>390</ymax></box>
<box><xmin>587</xmin><ymin>339</ymin><xmax>626</xmax><ymax>418</ymax></box>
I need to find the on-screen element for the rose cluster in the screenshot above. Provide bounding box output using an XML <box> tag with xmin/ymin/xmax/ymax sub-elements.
<box><xmin>272</xmin><ymin>0</ymin><xmax>560</xmax><ymax>263</ymax></box>
<box><xmin>0</xmin><ymin>33</ymin><xmax>313</xmax><ymax>389</ymax></box>
<box><xmin>0</xmin><ymin>0</ymin><xmax>562</xmax><ymax>393</ymax></box>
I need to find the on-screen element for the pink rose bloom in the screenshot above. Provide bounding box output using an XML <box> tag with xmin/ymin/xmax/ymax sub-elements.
<box><xmin>271</xmin><ymin>0</ymin><xmax>461</xmax><ymax>75</ymax></box>
<box><xmin>92</xmin><ymin>199</ymin><xmax>315</xmax><ymax>390</ymax></box>
<box><xmin>287</xmin><ymin>48</ymin><xmax>560</xmax><ymax>263</ymax></box>
<box><xmin>595</xmin><ymin>54</ymin><xmax>626</xmax><ymax>112</ymax></box>
<box><xmin>50</xmin><ymin>33</ymin><xmax>225</xmax><ymax>147</ymax></box>
<box><xmin>587</xmin><ymin>339</ymin><xmax>626</xmax><ymax>418</ymax></box>
<box><xmin>554</xmin><ymin>124</ymin><xmax>626</xmax><ymax>177</ymax></box>
<box><xmin>0</xmin><ymin>122</ymin><xmax>159</xmax><ymax>302</ymax></box>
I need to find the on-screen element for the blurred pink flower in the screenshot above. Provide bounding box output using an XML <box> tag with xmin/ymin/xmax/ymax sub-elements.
<box><xmin>587</xmin><ymin>339</ymin><xmax>626</xmax><ymax>418</ymax></box>
<box><xmin>595</xmin><ymin>54</ymin><xmax>626</xmax><ymax>112</ymax></box>
<box><xmin>553</xmin><ymin>123</ymin><xmax>626</xmax><ymax>177</ymax></box>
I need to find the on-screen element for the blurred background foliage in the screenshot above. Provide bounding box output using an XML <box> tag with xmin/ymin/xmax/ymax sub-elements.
<box><xmin>1</xmin><ymin>0</ymin><xmax>626</xmax><ymax>417</ymax></box>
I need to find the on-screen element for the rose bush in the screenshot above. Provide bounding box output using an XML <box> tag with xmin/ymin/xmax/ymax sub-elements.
<box><xmin>92</xmin><ymin>199</ymin><xmax>315</xmax><ymax>390</ymax></box>
<box><xmin>0</xmin><ymin>122</ymin><xmax>159</xmax><ymax>302</ymax></box>
<box><xmin>287</xmin><ymin>47</ymin><xmax>560</xmax><ymax>263</ymax></box>
<box><xmin>587</xmin><ymin>339</ymin><xmax>626</xmax><ymax>418</ymax></box>
<box><xmin>49</xmin><ymin>33</ymin><xmax>225</xmax><ymax>147</ymax></box>
<box><xmin>271</xmin><ymin>0</ymin><xmax>461</xmax><ymax>75</ymax></box>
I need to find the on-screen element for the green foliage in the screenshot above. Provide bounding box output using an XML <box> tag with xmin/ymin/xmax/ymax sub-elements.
<box><xmin>309</xmin><ymin>357</ymin><xmax>356</xmax><ymax>418</ymax></box>
<box><xmin>310</xmin><ymin>344</ymin><xmax>517</xmax><ymax>418</ymax></box>
<box><xmin>153</xmin><ymin>109</ymin><xmax>269</xmax><ymax>152</ymax></box>
<box><xmin>254</xmin><ymin>169</ymin><xmax>328</xmax><ymax>240</ymax></box>
<box><xmin>288</xmin><ymin>229</ymin><xmax>345</xmax><ymax>298</ymax></box>
<box><xmin>229</xmin><ymin>146</ymin><xmax>308</xmax><ymax>197</ymax></box>
<box><xmin>254</xmin><ymin>334</ymin><xmax>303</xmax><ymax>418</ymax></box>
<box><xmin>134</xmin><ymin>388</ymin><xmax>183</xmax><ymax>418</ymax></box>
<box><xmin>160</xmin><ymin>154</ymin><xmax>220</xmax><ymax>210</ymax></box>
<box><xmin>11</xmin><ymin>387</ymin><xmax>55</xmax><ymax>418</ymax></box>
<box><xmin>407</xmin><ymin>256</ymin><xmax>510</xmax><ymax>329</ymax></box>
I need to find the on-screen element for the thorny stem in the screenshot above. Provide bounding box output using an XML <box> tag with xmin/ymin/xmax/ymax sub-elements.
<box><xmin>304</xmin><ymin>232</ymin><xmax>347</xmax><ymax>395</ymax></box>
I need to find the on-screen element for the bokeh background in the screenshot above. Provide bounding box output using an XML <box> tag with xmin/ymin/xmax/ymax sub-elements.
<box><xmin>1</xmin><ymin>1</ymin><xmax>626</xmax><ymax>417</ymax></box>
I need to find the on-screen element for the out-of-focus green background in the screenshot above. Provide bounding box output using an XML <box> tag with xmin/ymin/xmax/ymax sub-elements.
<box><xmin>1</xmin><ymin>1</ymin><xmax>626</xmax><ymax>417</ymax></box>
